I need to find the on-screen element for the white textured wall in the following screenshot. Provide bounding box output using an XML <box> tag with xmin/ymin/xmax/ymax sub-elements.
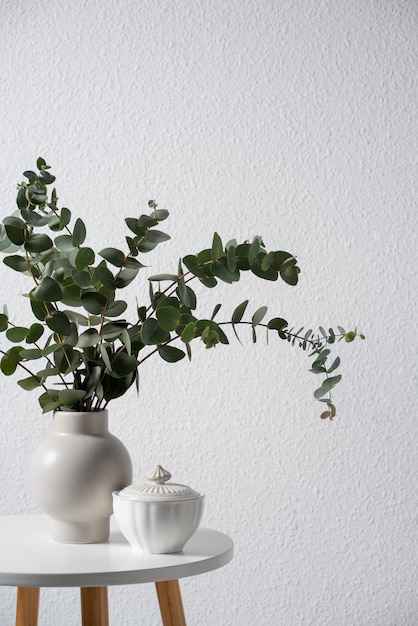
<box><xmin>1</xmin><ymin>1</ymin><xmax>417</xmax><ymax>624</ymax></box>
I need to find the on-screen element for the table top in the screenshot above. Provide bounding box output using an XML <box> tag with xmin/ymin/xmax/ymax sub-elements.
<box><xmin>0</xmin><ymin>515</ymin><xmax>234</xmax><ymax>588</ymax></box>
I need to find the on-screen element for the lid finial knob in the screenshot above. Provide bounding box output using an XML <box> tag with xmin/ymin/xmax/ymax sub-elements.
<box><xmin>145</xmin><ymin>465</ymin><xmax>172</xmax><ymax>484</ymax></box>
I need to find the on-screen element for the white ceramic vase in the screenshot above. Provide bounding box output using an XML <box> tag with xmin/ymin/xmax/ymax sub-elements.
<box><xmin>29</xmin><ymin>410</ymin><xmax>132</xmax><ymax>544</ymax></box>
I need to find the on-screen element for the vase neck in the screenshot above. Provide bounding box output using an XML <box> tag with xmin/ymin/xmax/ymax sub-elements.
<box><xmin>53</xmin><ymin>410</ymin><xmax>109</xmax><ymax>435</ymax></box>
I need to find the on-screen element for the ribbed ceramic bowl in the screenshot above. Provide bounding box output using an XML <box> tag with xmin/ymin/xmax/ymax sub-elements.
<box><xmin>112</xmin><ymin>466</ymin><xmax>205</xmax><ymax>554</ymax></box>
<box><xmin>112</xmin><ymin>492</ymin><xmax>205</xmax><ymax>553</ymax></box>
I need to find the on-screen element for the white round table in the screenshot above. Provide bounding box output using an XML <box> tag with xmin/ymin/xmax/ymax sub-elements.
<box><xmin>0</xmin><ymin>515</ymin><xmax>234</xmax><ymax>626</ymax></box>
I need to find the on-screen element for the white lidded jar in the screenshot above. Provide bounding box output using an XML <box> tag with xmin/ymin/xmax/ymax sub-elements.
<box><xmin>113</xmin><ymin>465</ymin><xmax>205</xmax><ymax>553</ymax></box>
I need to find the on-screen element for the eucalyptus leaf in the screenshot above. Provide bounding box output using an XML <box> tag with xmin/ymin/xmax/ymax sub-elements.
<box><xmin>24</xmin><ymin>233</ymin><xmax>53</xmax><ymax>253</ymax></box>
<box><xmin>158</xmin><ymin>345</ymin><xmax>185</xmax><ymax>363</ymax></box>
<box><xmin>17</xmin><ymin>376</ymin><xmax>43</xmax><ymax>391</ymax></box>
<box><xmin>141</xmin><ymin>318</ymin><xmax>170</xmax><ymax>345</ymax></box>
<box><xmin>99</xmin><ymin>247</ymin><xmax>126</xmax><ymax>267</ymax></box>
<box><xmin>6</xmin><ymin>326</ymin><xmax>28</xmax><ymax>342</ymax></box>
<box><xmin>72</xmin><ymin>218</ymin><xmax>87</xmax><ymax>246</ymax></box>
<box><xmin>32</xmin><ymin>277</ymin><xmax>63</xmax><ymax>302</ymax></box>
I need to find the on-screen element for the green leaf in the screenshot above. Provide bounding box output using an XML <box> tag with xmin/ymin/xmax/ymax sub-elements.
<box><xmin>75</xmin><ymin>247</ymin><xmax>95</xmax><ymax>271</ymax></box>
<box><xmin>115</xmin><ymin>261</ymin><xmax>143</xmax><ymax>289</ymax></box>
<box><xmin>211</xmin><ymin>232</ymin><xmax>223</xmax><ymax>262</ymax></box>
<box><xmin>3</xmin><ymin>217</ymin><xmax>27</xmax><ymax>245</ymax></box>
<box><xmin>19</xmin><ymin>348</ymin><xmax>42</xmax><ymax>360</ymax></box>
<box><xmin>121</xmin><ymin>328</ymin><xmax>131</xmax><ymax>356</ymax></box>
<box><xmin>6</xmin><ymin>326</ymin><xmax>28</xmax><ymax>342</ymax></box>
<box><xmin>267</xmin><ymin>317</ymin><xmax>288</xmax><ymax>332</ymax></box>
<box><xmin>3</xmin><ymin>255</ymin><xmax>31</xmax><ymax>273</ymax></box>
<box><xmin>211</xmin><ymin>259</ymin><xmax>239</xmax><ymax>283</ymax></box>
<box><xmin>211</xmin><ymin>303</ymin><xmax>222</xmax><ymax>320</ymax></box>
<box><xmin>158</xmin><ymin>345</ymin><xmax>185</xmax><ymax>363</ymax></box>
<box><xmin>80</xmin><ymin>291</ymin><xmax>107</xmax><ymax>314</ymax></box>
<box><xmin>99</xmin><ymin>344</ymin><xmax>113</xmax><ymax>371</ymax></box>
<box><xmin>227</xmin><ymin>245</ymin><xmax>237</xmax><ymax>272</ymax></box>
<box><xmin>72</xmin><ymin>270</ymin><xmax>92</xmax><ymax>289</ymax></box>
<box><xmin>93</xmin><ymin>264</ymin><xmax>116</xmax><ymax>290</ymax></box>
<box><xmin>181</xmin><ymin>321</ymin><xmax>196</xmax><ymax>343</ymax></box>
<box><xmin>59</xmin><ymin>207</ymin><xmax>71</xmax><ymax>230</ymax></box>
<box><xmin>72</xmin><ymin>218</ymin><xmax>87</xmax><ymax>246</ymax></box>
<box><xmin>26</xmin><ymin>323</ymin><xmax>44</xmax><ymax>343</ymax></box>
<box><xmin>0</xmin><ymin>314</ymin><xmax>8</xmax><ymax>332</ymax></box>
<box><xmin>198</xmin><ymin>276</ymin><xmax>218</xmax><ymax>288</ymax></box>
<box><xmin>322</xmin><ymin>374</ymin><xmax>342</xmax><ymax>390</ymax></box>
<box><xmin>45</xmin><ymin>311</ymin><xmax>72</xmax><ymax>335</ymax></box>
<box><xmin>177</xmin><ymin>279</ymin><xmax>192</xmax><ymax>308</ymax></box>
<box><xmin>232</xmin><ymin>300</ymin><xmax>249</xmax><ymax>324</ymax></box>
<box><xmin>105</xmin><ymin>301</ymin><xmax>128</xmax><ymax>317</ymax></box>
<box><xmin>58</xmin><ymin>389</ymin><xmax>86</xmax><ymax>407</ymax></box>
<box><xmin>345</xmin><ymin>331</ymin><xmax>356</xmax><ymax>343</ymax></box>
<box><xmin>125</xmin><ymin>217</ymin><xmax>144</xmax><ymax>236</ymax></box>
<box><xmin>1</xmin><ymin>346</ymin><xmax>23</xmax><ymax>375</ymax></box>
<box><xmin>99</xmin><ymin>247</ymin><xmax>126</xmax><ymax>267</ymax></box>
<box><xmin>145</xmin><ymin>230</ymin><xmax>170</xmax><ymax>244</ymax></box>
<box><xmin>141</xmin><ymin>318</ymin><xmax>170</xmax><ymax>345</ymax></box>
<box><xmin>156</xmin><ymin>306</ymin><xmax>181</xmax><ymax>331</ymax></box>
<box><xmin>77</xmin><ymin>328</ymin><xmax>100</xmax><ymax>347</ymax></box>
<box><xmin>111</xmin><ymin>352</ymin><xmax>138</xmax><ymax>377</ymax></box>
<box><xmin>36</xmin><ymin>366</ymin><xmax>59</xmax><ymax>378</ymax></box>
<box><xmin>32</xmin><ymin>277</ymin><xmax>63</xmax><ymax>302</ymax></box>
<box><xmin>182</xmin><ymin>255</ymin><xmax>206</xmax><ymax>279</ymax></box>
<box><xmin>61</xmin><ymin>284</ymin><xmax>82</xmax><ymax>307</ymax></box>
<box><xmin>17</xmin><ymin>376</ymin><xmax>42</xmax><ymax>391</ymax></box>
<box><xmin>55</xmin><ymin>235</ymin><xmax>75</xmax><ymax>252</ymax></box>
<box><xmin>154</xmin><ymin>209</ymin><xmax>169</xmax><ymax>221</ymax></box>
<box><xmin>24</xmin><ymin>233</ymin><xmax>53</xmax><ymax>253</ymax></box>
<box><xmin>102</xmin><ymin>372</ymin><xmax>136</xmax><ymax>401</ymax></box>
<box><xmin>148</xmin><ymin>273</ymin><xmax>178</xmax><ymax>282</ymax></box>
<box><xmin>327</xmin><ymin>357</ymin><xmax>341</xmax><ymax>374</ymax></box>
<box><xmin>252</xmin><ymin>306</ymin><xmax>268</xmax><ymax>328</ymax></box>
<box><xmin>30</xmin><ymin>297</ymin><xmax>48</xmax><ymax>321</ymax></box>
<box><xmin>248</xmin><ymin>238</ymin><xmax>261</xmax><ymax>265</ymax></box>
<box><xmin>38</xmin><ymin>170</ymin><xmax>55</xmax><ymax>185</ymax></box>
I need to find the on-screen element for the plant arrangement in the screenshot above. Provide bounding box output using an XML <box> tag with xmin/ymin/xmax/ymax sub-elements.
<box><xmin>0</xmin><ymin>159</ymin><xmax>363</xmax><ymax>419</ymax></box>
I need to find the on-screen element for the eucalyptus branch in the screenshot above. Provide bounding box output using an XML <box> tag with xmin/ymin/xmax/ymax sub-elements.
<box><xmin>0</xmin><ymin>158</ymin><xmax>362</xmax><ymax>415</ymax></box>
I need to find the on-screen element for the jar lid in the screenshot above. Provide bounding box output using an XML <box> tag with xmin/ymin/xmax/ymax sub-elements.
<box><xmin>117</xmin><ymin>465</ymin><xmax>202</xmax><ymax>501</ymax></box>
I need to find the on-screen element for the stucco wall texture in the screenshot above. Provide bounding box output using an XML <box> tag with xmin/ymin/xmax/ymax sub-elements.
<box><xmin>1</xmin><ymin>1</ymin><xmax>417</xmax><ymax>624</ymax></box>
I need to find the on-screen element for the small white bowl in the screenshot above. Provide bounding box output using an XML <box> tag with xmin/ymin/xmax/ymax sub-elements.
<box><xmin>113</xmin><ymin>465</ymin><xmax>205</xmax><ymax>554</ymax></box>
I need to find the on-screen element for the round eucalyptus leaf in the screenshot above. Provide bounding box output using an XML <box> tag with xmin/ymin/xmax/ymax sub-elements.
<box><xmin>58</xmin><ymin>389</ymin><xmax>87</xmax><ymax>407</ymax></box>
<box><xmin>0</xmin><ymin>314</ymin><xmax>8</xmax><ymax>332</ymax></box>
<box><xmin>1</xmin><ymin>347</ymin><xmax>24</xmax><ymax>375</ymax></box>
<box><xmin>75</xmin><ymin>247</ymin><xmax>95</xmax><ymax>271</ymax></box>
<box><xmin>72</xmin><ymin>218</ymin><xmax>87</xmax><ymax>246</ymax></box>
<box><xmin>24</xmin><ymin>233</ymin><xmax>54</xmax><ymax>253</ymax></box>
<box><xmin>104</xmin><ymin>301</ymin><xmax>128</xmax><ymax>317</ymax></box>
<box><xmin>141</xmin><ymin>318</ymin><xmax>170</xmax><ymax>345</ymax></box>
<box><xmin>156</xmin><ymin>306</ymin><xmax>180</xmax><ymax>332</ymax></box>
<box><xmin>158</xmin><ymin>345</ymin><xmax>185</xmax><ymax>363</ymax></box>
<box><xmin>54</xmin><ymin>235</ymin><xmax>75</xmax><ymax>252</ymax></box>
<box><xmin>32</xmin><ymin>277</ymin><xmax>63</xmax><ymax>302</ymax></box>
<box><xmin>80</xmin><ymin>291</ymin><xmax>107</xmax><ymax>314</ymax></box>
<box><xmin>99</xmin><ymin>247</ymin><xmax>126</xmax><ymax>267</ymax></box>
<box><xmin>77</xmin><ymin>328</ymin><xmax>100</xmax><ymax>348</ymax></box>
<box><xmin>6</xmin><ymin>326</ymin><xmax>28</xmax><ymax>342</ymax></box>
<box><xmin>111</xmin><ymin>352</ymin><xmax>138</xmax><ymax>378</ymax></box>
<box><xmin>45</xmin><ymin>311</ymin><xmax>72</xmax><ymax>336</ymax></box>
<box><xmin>17</xmin><ymin>376</ymin><xmax>42</xmax><ymax>391</ymax></box>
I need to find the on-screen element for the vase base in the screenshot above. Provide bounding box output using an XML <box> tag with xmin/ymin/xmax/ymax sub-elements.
<box><xmin>50</xmin><ymin>518</ymin><xmax>110</xmax><ymax>544</ymax></box>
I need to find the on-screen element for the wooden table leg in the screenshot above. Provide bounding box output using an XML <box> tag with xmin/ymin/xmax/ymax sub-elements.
<box><xmin>80</xmin><ymin>587</ymin><xmax>109</xmax><ymax>626</ymax></box>
<box><xmin>15</xmin><ymin>587</ymin><xmax>40</xmax><ymax>626</ymax></box>
<box><xmin>155</xmin><ymin>580</ymin><xmax>186</xmax><ymax>626</ymax></box>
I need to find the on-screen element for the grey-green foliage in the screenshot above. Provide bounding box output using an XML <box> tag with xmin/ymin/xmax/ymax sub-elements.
<box><xmin>0</xmin><ymin>159</ymin><xmax>364</xmax><ymax>418</ymax></box>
